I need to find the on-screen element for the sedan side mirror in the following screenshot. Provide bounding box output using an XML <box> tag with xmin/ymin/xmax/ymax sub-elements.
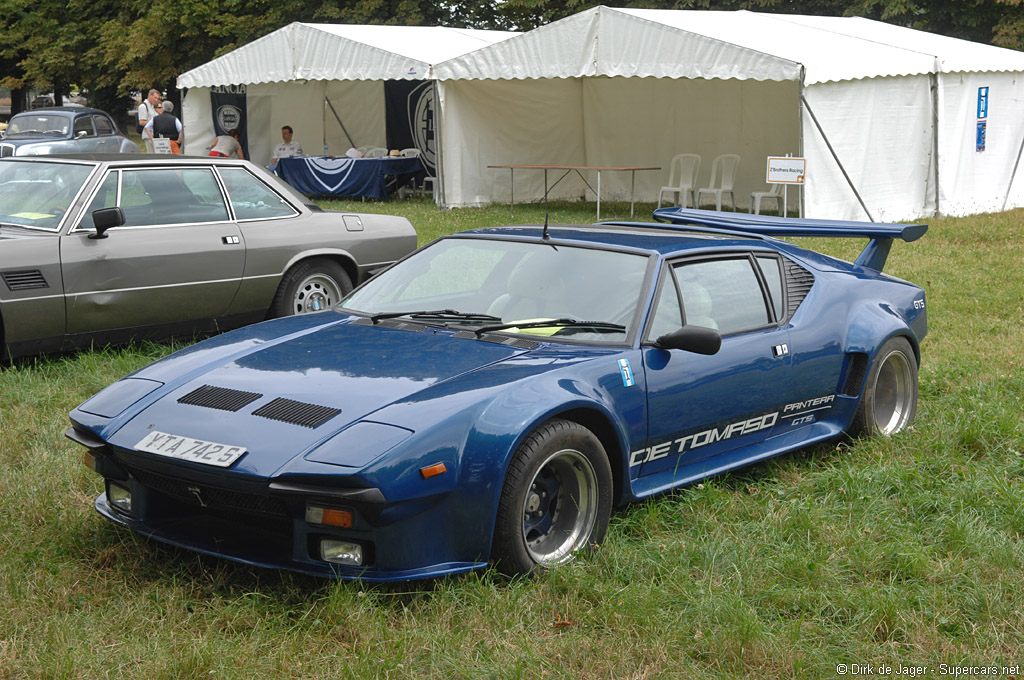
<box><xmin>654</xmin><ymin>325</ymin><xmax>722</xmax><ymax>355</ymax></box>
<box><xmin>89</xmin><ymin>207</ymin><xmax>125</xmax><ymax>240</ymax></box>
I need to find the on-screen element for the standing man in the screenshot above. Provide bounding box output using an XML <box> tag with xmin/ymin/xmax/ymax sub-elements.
<box><xmin>137</xmin><ymin>89</ymin><xmax>160</xmax><ymax>152</ymax></box>
<box><xmin>269</xmin><ymin>125</ymin><xmax>304</xmax><ymax>171</ymax></box>
<box><xmin>144</xmin><ymin>100</ymin><xmax>183</xmax><ymax>154</ymax></box>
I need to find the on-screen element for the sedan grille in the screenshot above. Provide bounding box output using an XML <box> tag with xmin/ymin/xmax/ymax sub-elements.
<box><xmin>252</xmin><ymin>398</ymin><xmax>341</xmax><ymax>429</ymax></box>
<box><xmin>0</xmin><ymin>144</ymin><xmax>14</xmax><ymax>158</ymax></box>
<box><xmin>177</xmin><ymin>385</ymin><xmax>262</xmax><ymax>412</ymax></box>
<box><xmin>1</xmin><ymin>269</ymin><xmax>48</xmax><ymax>291</ymax></box>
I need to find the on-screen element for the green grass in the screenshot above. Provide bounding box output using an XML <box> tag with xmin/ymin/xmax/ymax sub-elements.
<box><xmin>2</xmin><ymin>201</ymin><xmax>1023</xmax><ymax>678</ymax></box>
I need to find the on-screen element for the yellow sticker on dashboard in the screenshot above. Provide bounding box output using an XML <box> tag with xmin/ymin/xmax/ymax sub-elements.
<box><xmin>10</xmin><ymin>212</ymin><xmax>54</xmax><ymax>220</ymax></box>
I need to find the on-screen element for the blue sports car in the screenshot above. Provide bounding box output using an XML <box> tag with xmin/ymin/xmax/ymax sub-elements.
<box><xmin>67</xmin><ymin>208</ymin><xmax>927</xmax><ymax>581</ymax></box>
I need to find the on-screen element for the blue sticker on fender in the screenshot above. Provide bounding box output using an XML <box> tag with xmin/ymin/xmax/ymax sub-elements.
<box><xmin>618</xmin><ymin>358</ymin><xmax>635</xmax><ymax>387</ymax></box>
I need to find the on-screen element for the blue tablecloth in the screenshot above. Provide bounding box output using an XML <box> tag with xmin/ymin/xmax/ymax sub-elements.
<box><xmin>275</xmin><ymin>156</ymin><xmax>424</xmax><ymax>199</ymax></box>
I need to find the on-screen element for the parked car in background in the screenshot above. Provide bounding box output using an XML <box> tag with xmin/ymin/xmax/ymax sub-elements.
<box><xmin>67</xmin><ymin>210</ymin><xmax>926</xmax><ymax>581</ymax></box>
<box><xmin>0</xmin><ymin>108</ymin><xmax>139</xmax><ymax>156</ymax></box>
<box><xmin>0</xmin><ymin>154</ymin><xmax>417</xmax><ymax>359</ymax></box>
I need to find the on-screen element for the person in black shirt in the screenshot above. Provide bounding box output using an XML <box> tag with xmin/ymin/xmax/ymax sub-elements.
<box><xmin>144</xmin><ymin>100</ymin><xmax>183</xmax><ymax>154</ymax></box>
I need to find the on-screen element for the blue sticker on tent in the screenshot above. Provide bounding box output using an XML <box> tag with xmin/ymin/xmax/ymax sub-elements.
<box><xmin>977</xmin><ymin>121</ymin><xmax>987</xmax><ymax>153</ymax></box>
<box><xmin>977</xmin><ymin>87</ymin><xmax>989</xmax><ymax>119</ymax></box>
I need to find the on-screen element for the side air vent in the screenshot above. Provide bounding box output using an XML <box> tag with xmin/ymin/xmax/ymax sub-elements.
<box><xmin>841</xmin><ymin>352</ymin><xmax>870</xmax><ymax>397</ymax></box>
<box><xmin>784</xmin><ymin>260</ymin><xmax>815</xmax><ymax>319</ymax></box>
<box><xmin>253</xmin><ymin>398</ymin><xmax>341</xmax><ymax>429</ymax></box>
<box><xmin>2</xmin><ymin>269</ymin><xmax>48</xmax><ymax>291</ymax></box>
<box><xmin>178</xmin><ymin>385</ymin><xmax>263</xmax><ymax>412</ymax></box>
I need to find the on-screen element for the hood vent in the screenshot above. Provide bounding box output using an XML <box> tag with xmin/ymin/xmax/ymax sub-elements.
<box><xmin>178</xmin><ymin>385</ymin><xmax>262</xmax><ymax>412</ymax></box>
<box><xmin>2</xmin><ymin>269</ymin><xmax>48</xmax><ymax>291</ymax></box>
<box><xmin>253</xmin><ymin>398</ymin><xmax>341</xmax><ymax>429</ymax></box>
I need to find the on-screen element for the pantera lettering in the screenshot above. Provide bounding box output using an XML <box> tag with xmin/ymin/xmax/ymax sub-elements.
<box><xmin>630</xmin><ymin>412</ymin><xmax>778</xmax><ymax>467</ymax></box>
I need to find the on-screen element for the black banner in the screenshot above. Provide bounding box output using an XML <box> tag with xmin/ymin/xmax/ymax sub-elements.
<box><xmin>210</xmin><ymin>85</ymin><xmax>248</xmax><ymax>158</ymax></box>
<box><xmin>384</xmin><ymin>81</ymin><xmax>435</xmax><ymax>177</ymax></box>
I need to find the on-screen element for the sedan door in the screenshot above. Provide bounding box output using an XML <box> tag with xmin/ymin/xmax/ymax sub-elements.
<box><xmin>637</xmin><ymin>255</ymin><xmax>797</xmax><ymax>479</ymax></box>
<box><xmin>90</xmin><ymin>115</ymin><xmax>122</xmax><ymax>153</ymax></box>
<box><xmin>60</xmin><ymin>166</ymin><xmax>244</xmax><ymax>335</ymax></box>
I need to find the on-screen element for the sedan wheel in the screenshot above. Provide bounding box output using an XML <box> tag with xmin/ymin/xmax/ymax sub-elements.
<box><xmin>271</xmin><ymin>258</ymin><xmax>352</xmax><ymax>317</ymax></box>
<box><xmin>493</xmin><ymin>419</ymin><xmax>612</xmax><ymax>576</ymax></box>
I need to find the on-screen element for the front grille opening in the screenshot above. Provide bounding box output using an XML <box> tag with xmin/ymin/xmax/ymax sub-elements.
<box><xmin>178</xmin><ymin>385</ymin><xmax>263</xmax><ymax>412</ymax></box>
<box><xmin>253</xmin><ymin>398</ymin><xmax>341</xmax><ymax>429</ymax></box>
<box><xmin>841</xmin><ymin>352</ymin><xmax>870</xmax><ymax>397</ymax></box>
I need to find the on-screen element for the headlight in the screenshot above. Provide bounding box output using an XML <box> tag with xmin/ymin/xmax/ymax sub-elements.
<box><xmin>304</xmin><ymin>421</ymin><xmax>413</xmax><ymax>468</ymax></box>
<box><xmin>107</xmin><ymin>482</ymin><xmax>133</xmax><ymax>515</ymax></box>
<box><xmin>78</xmin><ymin>378</ymin><xmax>164</xmax><ymax>418</ymax></box>
<box><xmin>320</xmin><ymin>539</ymin><xmax>363</xmax><ymax>566</ymax></box>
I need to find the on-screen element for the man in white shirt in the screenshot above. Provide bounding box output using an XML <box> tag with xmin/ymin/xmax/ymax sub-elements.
<box><xmin>269</xmin><ymin>125</ymin><xmax>304</xmax><ymax>170</ymax></box>
<box><xmin>137</xmin><ymin>89</ymin><xmax>160</xmax><ymax>152</ymax></box>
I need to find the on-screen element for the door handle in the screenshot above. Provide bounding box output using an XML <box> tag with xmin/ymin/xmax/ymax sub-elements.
<box><xmin>222</xmin><ymin>236</ymin><xmax>240</xmax><ymax>245</ymax></box>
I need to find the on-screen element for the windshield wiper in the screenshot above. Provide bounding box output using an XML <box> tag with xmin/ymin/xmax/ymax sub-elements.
<box><xmin>474</xmin><ymin>318</ymin><xmax>626</xmax><ymax>336</ymax></box>
<box><xmin>368</xmin><ymin>308</ymin><xmax>502</xmax><ymax>325</ymax></box>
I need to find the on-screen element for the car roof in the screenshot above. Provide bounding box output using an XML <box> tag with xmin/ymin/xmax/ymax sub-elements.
<box><xmin>1</xmin><ymin>153</ymin><xmax>250</xmax><ymax>166</ymax></box>
<box><xmin>457</xmin><ymin>223</ymin><xmax>772</xmax><ymax>257</ymax></box>
<box><xmin>13</xmin><ymin>107</ymin><xmax>108</xmax><ymax>117</ymax></box>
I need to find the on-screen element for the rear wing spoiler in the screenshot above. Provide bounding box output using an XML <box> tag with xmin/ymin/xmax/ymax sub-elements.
<box><xmin>648</xmin><ymin>207</ymin><xmax>927</xmax><ymax>272</ymax></box>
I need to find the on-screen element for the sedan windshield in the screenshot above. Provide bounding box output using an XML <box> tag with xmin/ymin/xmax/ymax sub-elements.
<box><xmin>6</xmin><ymin>115</ymin><xmax>70</xmax><ymax>138</ymax></box>
<box><xmin>0</xmin><ymin>160</ymin><xmax>93</xmax><ymax>230</ymax></box>
<box><xmin>342</xmin><ymin>237</ymin><xmax>650</xmax><ymax>344</ymax></box>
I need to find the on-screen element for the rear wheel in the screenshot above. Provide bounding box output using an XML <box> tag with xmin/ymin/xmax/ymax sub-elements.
<box><xmin>850</xmin><ymin>336</ymin><xmax>918</xmax><ymax>436</ymax></box>
<box><xmin>492</xmin><ymin>419</ymin><xmax>612</xmax><ymax>576</ymax></box>
<box><xmin>270</xmin><ymin>258</ymin><xmax>352</xmax><ymax>317</ymax></box>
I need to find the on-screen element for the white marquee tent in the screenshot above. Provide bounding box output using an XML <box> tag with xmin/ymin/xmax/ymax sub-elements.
<box><xmin>432</xmin><ymin>6</ymin><xmax>1024</xmax><ymax>220</ymax></box>
<box><xmin>177</xmin><ymin>23</ymin><xmax>517</xmax><ymax>166</ymax></box>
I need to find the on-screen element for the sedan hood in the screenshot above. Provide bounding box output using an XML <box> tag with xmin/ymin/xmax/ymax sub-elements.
<box><xmin>101</xmin><ymin>318</ymin><xmax>531</xmax><ymax>475</ymax></box>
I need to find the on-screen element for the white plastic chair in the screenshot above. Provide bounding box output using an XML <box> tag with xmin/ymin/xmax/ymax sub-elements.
<box><xmin>751</xmin><ymin>183</ymin><xmax>785</xmax><ymax>215</ymax></box>
<box><xmin>657</xmin><ymin>154</ymin><xmax>701</xmax><ymax>208</ymax></box>
<box><xmin>400</xmin><ymin>148</ymin><xmax>420</xmax><ymax>157</ymax></box>
<box><xmin>697</xmin><ymin>154</ymin><xmax>740</xmax><ymax>211</ymax></box>
<box><xmin>364</xmin><ymin>147</ymin><xmax>388</xmax><ymax>158</ymax></box>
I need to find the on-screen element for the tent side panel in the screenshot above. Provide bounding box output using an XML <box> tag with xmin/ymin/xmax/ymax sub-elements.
<box><xmin>938</xmin><ymin>71</ymin><xmax>1024</xmax><ymax>216</ymax></box>
<box><xmin>240</xmin><ymin>82</ymin><xmax>328</xmax><ymax>165</ymax></box>
<box><xmin>181</xmin><ymin>88</ymin><xmax>214</xmax><ymax>156</ymax></box>
<box><xmin>803</xmin><ymin>76</ymin><xmax>934</xmax><ymax>222</ymax></box>
<box><xmin>324</xmin><ymin>80</ymin><xmax>387</xmax><ymax>154</ymax></box>
<box><xmin>581</xmin><ymin>77</ymin><xmax>799</xmax><ymax>205</ymax></box>
<box><xmin>439</xmin><ymin>79</ymin><xmax>587</xmax><ymax>207</ymax></box>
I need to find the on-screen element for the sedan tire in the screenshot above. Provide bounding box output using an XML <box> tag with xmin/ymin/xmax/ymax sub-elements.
<box><xmin>271</xmin><ymin>258</ymin><xmax>352</xmax><ymax>317</ymax></box>
<box><xmin>492</xmin><ymin>419</ymin><xmax>612</xmax><ymax>576</ymax></box>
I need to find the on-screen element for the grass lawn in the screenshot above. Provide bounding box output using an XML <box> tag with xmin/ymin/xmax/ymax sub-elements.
<box><xmin>1</xmin><ymin>198</ymin><xmax>1022</xmax><ymax>678</ymax></box>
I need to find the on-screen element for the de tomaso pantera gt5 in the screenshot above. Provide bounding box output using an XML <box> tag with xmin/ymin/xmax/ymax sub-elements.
<box><xmin>67</xmin><ymin>208</ymin><xmax>927</xmax><ymax>581</ymax></box>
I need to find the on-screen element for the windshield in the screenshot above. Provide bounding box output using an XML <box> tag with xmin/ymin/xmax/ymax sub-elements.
<box><xmin>342</xmin><ymin>237</ymin><xmax>651</xmax><ymax>344</ymax></box>
<box><xmin>6</xmin><ymin>114</ymin><xmax>70</xmax><ymax>138</ymax></box>
<box><xmin>0</xmin><ymin>161</ymin><xmax>93</xmax><ymax>230</ymax></box>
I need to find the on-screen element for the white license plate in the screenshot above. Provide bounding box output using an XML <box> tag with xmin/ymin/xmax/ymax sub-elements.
<box><xmin>135</xmin><ymin>430</ymin><xmax>246</xmax><ymax>468</ymax></box>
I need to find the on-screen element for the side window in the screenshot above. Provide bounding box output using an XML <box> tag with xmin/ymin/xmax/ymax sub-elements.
<box><xmin>117</xmin><ymin>168</ymin><xmax>229</xmax><ymax>227</ymax></box>
<box><xmin>646</xmin><ymin>271</ymin><xmax>684</xmax><ymax>340</ymax></box>
<box><xmin>74</xmin><ymin>116</ymin><xmax>95</xmax><ymax>138</ymax></box>
<box><xmin>673</xmin><ymin>258</ymin><xmax>770</xmax><ymax>335</ymax></box>
<box><xmin>80</xmin><ymin>172</ymin><xmax>119</xmax><ymax>230</ymax></box>
<box><xmin>218</xmin><ymin>168</ymin><xmax>298</xmax><ymax>220</ymax></box>
<box><xmin>93</xmin><ymin>116</ymin><xmax>115</xmax><ymax>136</ymax></box>
<box><xmin>755</xmin><ymin>255</ymin><xmax>784</xmax><ymax>321</ymax></box>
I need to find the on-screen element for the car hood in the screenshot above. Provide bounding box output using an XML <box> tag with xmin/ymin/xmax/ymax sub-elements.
<box><xmin>96</xmin><ymin>317</ymin><xmax>535</xmax><ymax>476</ymax></box>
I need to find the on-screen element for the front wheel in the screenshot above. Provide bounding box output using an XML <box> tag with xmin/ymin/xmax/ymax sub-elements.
<box><xmin>270</xmin><ymin>258</ymin><xmax>352</xmax><ymax>318</ymax></box>
<box><xmin>850</xmin><ymin>336</ymin><xmax>918</xmax><ymax>436</ymax></box>
<box><xmin>492</xmin><ymin>419</ymin><xmax>612</xmax><ymax>577</ymax></box>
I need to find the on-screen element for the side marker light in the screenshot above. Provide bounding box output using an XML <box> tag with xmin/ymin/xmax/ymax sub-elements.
<box><xmin>420</xmin><ymin>462</ymin><xmax>447</xmax><ymax>479</ymax></box>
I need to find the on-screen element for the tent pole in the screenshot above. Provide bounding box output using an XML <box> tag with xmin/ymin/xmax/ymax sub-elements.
<box><xmin>797</xmin><ymin>68</ymin><xmax>805</xmax><ymax>218</ymax></box>
<box><xmin>325</xmin><ymin>97</ymin><xmax>356</xmax><ymax>149</ymax></box>
<box><xmin>931</xmin><ymin>71</ymin><xmax>941</xmax><ymax>217</ymax></box>
<box><xmin>1001</xmin><ymin>133</ymin><xmax>1024</xmax><ymax>212</ymax></box>
<box><xmin>801</xmin><ymin>95</ymin><xmax>875</xmax><ymax>222</ymax></box>
<box><xmin>433</xmin><ymin>80</ymin><xmax>446</xmax><ymax>210</ymax></box>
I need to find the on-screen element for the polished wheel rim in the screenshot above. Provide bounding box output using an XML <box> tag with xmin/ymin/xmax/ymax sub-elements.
<box><xmin>521</xmin><ymin>448</ymin><xmax>599</xmax><ymax>567</ymax></box>
<box><xmin>872</xmin><ymin>349</ymin><xmax>914</xmax><ymax>435</ymax></box>
<box><xmin>292</xmin><ymin>274</ymin><xmax>342</xmax><ymax>314</ymax></box>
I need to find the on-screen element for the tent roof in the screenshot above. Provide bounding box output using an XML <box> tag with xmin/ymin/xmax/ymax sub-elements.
<box><xmin>177</xmin><ymin>23</ymin><xmax>519</xmax><ymax>88</ymax></box>
<box><xmin>432</xmin><ymin>6</ymin><xmax>1024</xmax><ymax>85</ymax></box>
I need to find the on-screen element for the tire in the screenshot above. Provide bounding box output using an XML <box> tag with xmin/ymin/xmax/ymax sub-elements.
<box><xmin>849</xmin><ymin>336</ymin><xmax>918</xmax><ymax>436</ymax></box>
<box><xmin>270</xmin><ymin>258</ymin><xmax>352</xmax><ymax>318</ymax></box>
<box><xmin>492</xmin><ymin>419</ymin><xmax>613</xmax><ymax>577</ymax></box>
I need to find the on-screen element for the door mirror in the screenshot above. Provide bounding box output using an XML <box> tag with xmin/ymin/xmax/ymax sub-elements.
<box><xmin>89</xmin><ymin>206</ymin><xmax>125</xmax><ymax>240</ymax></box>
<box><xmin>654</xmin><ymin>325</ymin><xmax>722</xmax><ymax>355</ymax></box>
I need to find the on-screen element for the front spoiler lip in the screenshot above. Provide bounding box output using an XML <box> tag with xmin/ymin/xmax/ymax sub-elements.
<box><xmin>94</xmin><ymin>493</ymin><xmax>486</xmax><ymax>582</ymax></box>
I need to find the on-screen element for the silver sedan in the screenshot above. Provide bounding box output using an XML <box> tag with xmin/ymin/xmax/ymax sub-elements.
<box><xmin>0</xmin><ymin>154</ymin><xmax>417</xmax><ymax>359</ymax></box>
<box><xmin>0</xmin><ymin>108</ymin><xmax>139</xmax><ymax>157</ymax></box>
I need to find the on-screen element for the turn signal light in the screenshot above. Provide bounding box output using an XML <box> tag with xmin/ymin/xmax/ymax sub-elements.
<box><xmin>420</xmin><ymin>462</ymin><xmax>447</xmax><ymax>479</ymax></box>
<box><xmin>84</xmin><ymin>452</ymin><xmax>97</xmax><ymax>472</ymax></box>
<box><xmin>305</xmin><ymin>505</ymin><xmax>353</xmax><ymax>528</ymax></box>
